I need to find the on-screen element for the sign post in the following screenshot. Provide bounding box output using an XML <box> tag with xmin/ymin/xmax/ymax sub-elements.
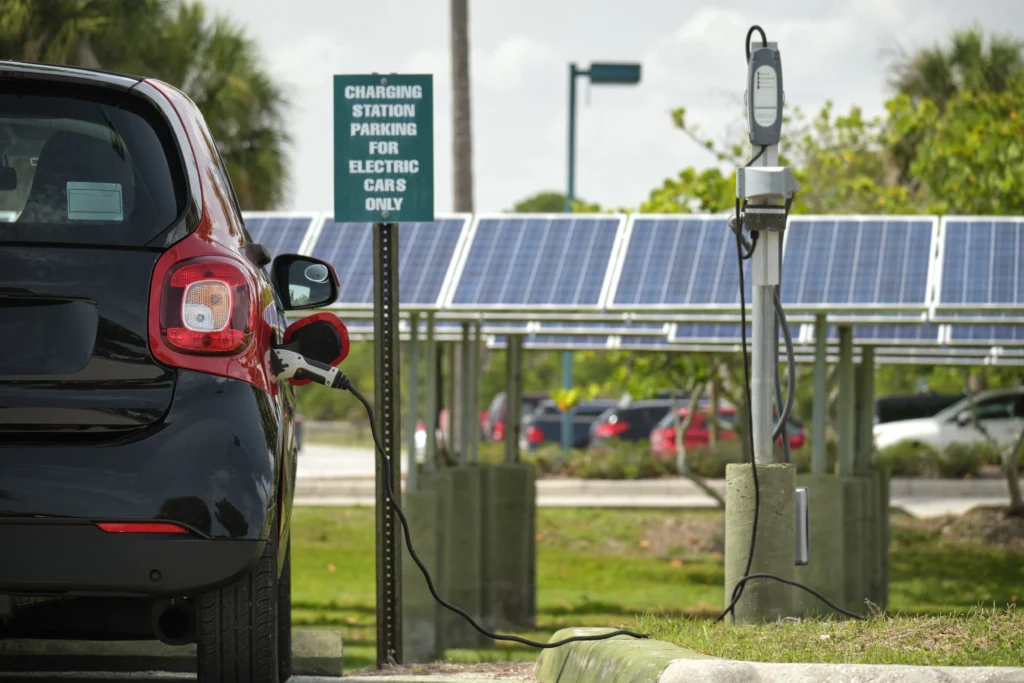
<box><xmin>334</xmin><ymin>73</ymin><xmax>434</xmax><ymax>667</ymax></box>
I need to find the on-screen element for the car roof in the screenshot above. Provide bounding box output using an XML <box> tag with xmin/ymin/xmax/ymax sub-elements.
<box><xmin>0</xmin><ymin>60</ymin><xmax>142</xmax><ymax>90</ymax></box>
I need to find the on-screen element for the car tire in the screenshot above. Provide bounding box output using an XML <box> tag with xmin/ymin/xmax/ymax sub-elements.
<box><xmin>278</xmin><ymin>539</ymin><xmax>292</xmax><ymax>682</ymax></box>
<box><xmin>196</xmin><ymin>519</ymin><xmax>279</xmax><ymax>683</ymax></box>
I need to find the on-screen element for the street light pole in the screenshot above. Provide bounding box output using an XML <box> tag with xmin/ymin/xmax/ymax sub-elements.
<box><xmin>562</xmin><ymin>61</ymin><xmax>640</xmax><ymax>453</ymax></box>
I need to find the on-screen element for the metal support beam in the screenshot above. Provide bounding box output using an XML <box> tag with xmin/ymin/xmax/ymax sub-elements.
<box><xmin>856</xmin><ymin>346</ymin><xmax>876</xmax><ymax>471</ymax></box>
<box><xmin>837</xmin><ymin>326</ymin><xmax>855</xmax><ymax>477</ymax></box>
<box><xmin>811</xmin><ymin>315</ymin><xmax>828</xmax><ymax>474</ymax></box>
<box><xmin>460</xmin><ymin>323</ymin><xmax>472</xmax><ymax>466</ymax></box>
<box><xmin>560</xmin><ymin>351</ymin><xmax>573</xmax><ymax>452</ymax></box>
<box><xmin>407</xmin><ymin>313</ymin><xmax>419</xmax><ymax>493</ymax></box>
<box><xmin>424</xmin><ymin>314</ymin><xmax>437</xmax><ymax>473</ymax></box>
<box><xmin>373</xmin><ymin>222</ymin><xmax>402</xmax><ymax>666</ymax></box>
<box><xmin>505</xmin><ymin>335</ymin><xmax>523</xmax><ymax>464</ymax></box>
<box><xmin>472</xmin><ymin>320</ymin><xmax>482</xmax><ymax>463</ymax></box>
<box><xmin>447</xmin><ymin>342</ymin><xmax>458</xmax><ymax>462</ymax></box>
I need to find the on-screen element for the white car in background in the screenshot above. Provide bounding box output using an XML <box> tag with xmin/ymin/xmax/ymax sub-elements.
<box><xmin>873</xmin><ymin>386</ymin><xmax>1024</xmax><ymax>453</ymax></box>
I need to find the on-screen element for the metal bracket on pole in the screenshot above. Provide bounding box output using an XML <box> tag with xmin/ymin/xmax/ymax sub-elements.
<box><xmin>373</xmin><ymin>222</ymin><xmax>402</xmax><ymax>666</ymax></box>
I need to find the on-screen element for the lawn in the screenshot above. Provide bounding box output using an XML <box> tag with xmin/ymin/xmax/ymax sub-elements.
<box><xmin>290</xmin><ymin>506</ymin><xmax>1024</xmax><ymax>672</ymax></box>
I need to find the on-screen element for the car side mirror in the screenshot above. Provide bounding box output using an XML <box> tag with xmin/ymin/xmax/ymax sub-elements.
<box><xmin>957</xmin><ymin>410</ymin><xmax>974</xmax><ymax>426</ymax></box>
<box><xmin>271</xmin><ymin>254</ymin><xmax>339</xmax><ymax>310</ymax></box>
<box><xmin>281</xmin><ymin>312</ymin><xmax>350</xmax><ymax>386</ymax></box>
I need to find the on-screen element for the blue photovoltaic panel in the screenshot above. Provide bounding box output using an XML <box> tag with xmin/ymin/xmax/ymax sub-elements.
<box><xmin>949</xmin><ymin>324</ymin><xmax>1024</xmax><ymax>345</ymax></box>
<box><xmin>612</xmin><ymin>216</ymin><xmax>751</xmax><ymax>308</ymax></box>
<box><xmin>310</xmin><ymin>216</ymin><xmax>468</xmax><ymax>307</ymax></box>
<box><xmin>669</xmin><ymin>323</ymin><xmax>801</xmax><ymax>344</ymax></box>
<box><xmin>490</xmin><ymin>334</ymin><xmax>611</xmax><ymax>350</ymax></box>
<box><xmin>243</xmin><ymin>214</ymin><xmax>315</xmax><ymax>258</ymax></box>
<box><xmin>536</xmin><ymin>321</ymin><xmax>666</xmax><ymax>336</ymax></box>
<box><xmin>939</xmin><ymin>218</ymin><xmax>1024</xmax><ymax>308</ymax></box>
<box><xmin>824</xmin><ymin>324</ymin><xmax>941</xmax><ymax>345</ymax></box>
<box><xmin>618</xmin><ymin>335</ymin><xmax>671</xmax><ymax>348</ymax></box>
<box><xmin>782</xmin><ymin>217</ymin><xmax>934</xmax><ymax>308</ymax></box>
<box><xmin>450</xmin><ymin>216</ymin><xmax>621</xmax><ymax>307</ymax></box>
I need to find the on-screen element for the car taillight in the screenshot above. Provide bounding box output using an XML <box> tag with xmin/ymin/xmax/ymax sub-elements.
<box><xmin>493</xmin><ymin>421</ymin><xmax>505</xmax><ymax>441</ymax></box>
<box><xmin>95</xmin><ymin>522</ymin><xmax>189</xmax><ymax>534</ymax></box>
<box><xmin>595</xmin><ymin>421</ymin><xmax>630</xmax><ymax>438</ymax></box>
<box><xmin>161</xmin><ymin>259</ymin><xmax>251</xmax><ymax>354</ymax></box>
<box><xmin>651</xmin><ymin>427</ymin><xmax>674</xmax><ymax>447</ymax></box>
<box><xmin>526</xmin><ymin>425</ymin><xmax>543</xmax><ymax>445</ymax></box>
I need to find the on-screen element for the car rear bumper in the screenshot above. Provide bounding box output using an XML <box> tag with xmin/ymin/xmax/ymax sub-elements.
<box><xmin>0</xmin><ymin>521</ymin><xmax>264</xmax><ymax>596</ymax></box>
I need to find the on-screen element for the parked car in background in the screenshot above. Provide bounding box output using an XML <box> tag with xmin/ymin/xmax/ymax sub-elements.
<box><xmin>649</xmin><ymin>405</ymin><xmax>807</xmax><ymax>458</ymax></box>
<box><xmin>523</xmin><ymin>398</ymin><xmax>618</xmax><ymax>450</ymax></box>
<box><xmin>588</xmin><ymin>399</ymin><xmax>675</xmax><ymax>446</ymax></box>
<box><xmin>873</xmin><ymin>386</ymin><xmax>1024</xmax><ymax>452</ymax></box>
<box><xmin>483</xmin><ymin>391</ymin><xmax>549</xmax><ymax>441</ymax></box>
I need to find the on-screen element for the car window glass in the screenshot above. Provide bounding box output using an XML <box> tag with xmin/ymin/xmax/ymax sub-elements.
<box><xmin>970</xmin><ymin>396</ymin><xmax>1016</xmax><ymax>421</ymax></box>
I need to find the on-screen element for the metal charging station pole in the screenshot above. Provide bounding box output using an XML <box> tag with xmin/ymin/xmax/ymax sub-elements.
<box><xmin>373</xmin><ymin>222</ymin><xmax>402</xmax><ymax>665</ymax></box>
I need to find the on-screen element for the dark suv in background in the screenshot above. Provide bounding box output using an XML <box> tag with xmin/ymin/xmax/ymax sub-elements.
<box><xmin>0</xmin><ymin>61</ymin><xmax>340</xmax><ymax>682</ymax></box>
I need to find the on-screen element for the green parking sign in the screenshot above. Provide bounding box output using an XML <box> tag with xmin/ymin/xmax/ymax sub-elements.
<box><xmin>333</xmin><ymin>74</ymin><xmax>434</xmax><ymax>223</ymax></box>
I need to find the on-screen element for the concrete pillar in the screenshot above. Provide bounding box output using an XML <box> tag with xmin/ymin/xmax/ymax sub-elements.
<box><xmin>837</xmin><ymin>327</ymin><xmax>855</xmax><ymax>477</ymax></box>
<box><xmin>811</xmin><ymin>316</ymin><xmax>828</xmax><ymax>474</ymax></box>
<box><xmin>724</xmin><ymin>463</ymin><xmax>796</xmax><ymax>622</ymax></box>
<box><xmin>401</xmin><ymin>488</ymin><xmax>439</xmax><ymax>662</ymax></box>
<box><xmin>859</xmin><ymin>472</ymin><xmax>879</xmax><ymax>611</ymax></box>
<box><xmin>793</xmin><ymin>473</ymin><xmax>844</xmax><ymax>618</ymax></box>
<box><xmin>416</xmin><ymin>470</ymin><xmax>452</xmax><ymax>650</ymax></box>
<box><xmin>841</xmin><ymin>477</ymin><xmax>865</xmax><ymax>615</ymax></box>
<box><xmin>481</xmin><ymin>463</ymin><xmax>535</xmax><ymax>629</ymax></box>
<box><xmin>441</xmin><ymin>467</ymin><xmax>488</xmax><ymax>648</ymax></box>
<box><xmin>878</xmin><ymin>467</ymin><xmax>891</xmax><ymax>610</ymax></box>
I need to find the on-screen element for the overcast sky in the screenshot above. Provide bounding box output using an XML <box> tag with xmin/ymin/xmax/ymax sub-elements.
<box><xmin>203</xmin><ymin>0</ymin><xmax>1021</xmax><ymax>215</ymax></box>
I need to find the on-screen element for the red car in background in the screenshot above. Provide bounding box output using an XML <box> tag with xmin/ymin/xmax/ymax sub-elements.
<box><xmin>649</xmin><ymin>405</ymin><xmax>806</xmax><ymax>458</ymax></box>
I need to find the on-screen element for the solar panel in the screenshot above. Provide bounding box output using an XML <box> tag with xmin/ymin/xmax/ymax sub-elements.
<box><xmin>935</xmin><ymin>217</ymin><xmax>1024</xmax><ymax>319</ymax></box>
<box><xmin>307</xmin><ymin>214</ymin><xmax>470</xmax><ymax>310</ymax></box>
<box><xmin>616</xmin><ymin>335</ymin><xmax>672</xmax><ymax>349</ymax></box>
<box><xmin>487</xmin><ymin>334</ymin><xmax>613</xmax><ymax>350</ymax></box>
<box><xmin>446</xmin><ymin>214</ymin><xmax>625</xmax><ymax>310</ymax></box>
<box><xmin>819</xmin><ymin>323</ymin><xmax>943</xmax><ymax>346</ymax></box>
<box><xmin>948</xmin><ymin>323</ymin><xmax>1024</xmax><ymax>346</ymax></box>
<box><xmin>241</xmin><ymin>212</ymin><xmax>320</xmax><ymax>258</ymax></box>
<box><xmin>535</xmin><ymin>321</ymin><xmax>669</xmax><ymax>336</ymax></box>
<box><xmin>669</xmin><ymin>323</ymin><xmax>803</xmax><ymax>345</ymax></box>
<box><xmin>608</xmin><ymin>215</ymin><xmax>752</xmax><ymax>312</ymax></box>
<box><xmin>782</xmin><ymin>216</ymin><xmax>937</xmax><ymax>312</ymax></box>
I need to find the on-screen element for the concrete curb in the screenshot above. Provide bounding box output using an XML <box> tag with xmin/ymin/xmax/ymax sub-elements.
<box><xmin>534</xmin><ymin>628</ymin><xmax>1024</xmax><ymax>683</ymax></box>
<box><xmin>0</xmin><ymin>628</ymin><xmax>342</xmax><ymax>676</ymax></box>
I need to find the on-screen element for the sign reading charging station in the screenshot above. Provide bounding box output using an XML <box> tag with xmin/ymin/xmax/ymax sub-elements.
<box><xmin>333</xmin><ymin>74</ymin><xmax>434</xmax><ymax>223</ymax></box>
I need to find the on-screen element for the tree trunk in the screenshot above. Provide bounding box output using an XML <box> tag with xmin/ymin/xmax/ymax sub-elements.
<box><xmin>450</xmin><ymin>0</ymin><xmax>474</xmax><ymax>212</ymax></box>
<box><xmin>1005</xmin><ymin>428</ymin><xmax>1024</xmax><ymax>517</ymax></box>
<box><xmin>675</xmin><ymin>383</ymin><xmax>724</xmax><ymax>508</ymax></box>
<box><xmin>74</xmin><ymin>39</ymin><xmax>101</xmax><ymax>69</ymax></box>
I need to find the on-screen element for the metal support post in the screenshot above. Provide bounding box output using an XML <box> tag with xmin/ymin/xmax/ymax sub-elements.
<box><xmin>749</xmin><ymin>145</ymin><xmax>780</xmax><ymax>466</ymax></box>
<box><xmin>561</xmin><ymin>63</ymin><xmax>579</xmax><ymax>456</ymax></box>
<box><xmin>504</xmin><ymin>335</ymin><xmax>523</xmax><ymax>464</ymax></box>
<box><xmin>373</xmin><ymin>222</ymin><xmax>402</xmax><ymax>666</ymax></box>
<box><xmin>407</xmin><ymin>313</ymin><xmax>419</xmax><ymax>493</ymax></box>
<box><xmin>447</xmin><ymin>342</ymin><xmax>458</xmax><ymax>462</ymax></box>
<box><xmin>856</xmin><ymin>346</ymin><xmax>876</xmax><ymax>470</ymax></box>
<box><xmin>811</xmin><ymin>315</ymin><xmax>828</xmax><ymax>474</ymax></box>
<box><xmin>424</xmin><ymin>314</ymin><xmax>437</xmax><ymax>473</ymax></box>
<box><xmin>460</xmin><ymin>323</ymin><xmax>472</xmax><ymax>466</ymax></box>
<box><xmin>837</xmin><ymin>326</ymin><xmax>855</xmax><ymax>477</ymax></box>
<box><xmin>560</xmin><ymin>351</ymin><xmax>573</xmax><ymax>452</ymax></box>
<box><xmin>472</xmin><ymin>321</ymin><xmax>482</xmax><ymax>463</ymax></box>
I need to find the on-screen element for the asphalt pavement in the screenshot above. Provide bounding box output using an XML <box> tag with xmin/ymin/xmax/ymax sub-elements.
<box><xmin>0</xmin><ymin>676</ymin><xmax>532</xmax><ymax>682</ymax></box>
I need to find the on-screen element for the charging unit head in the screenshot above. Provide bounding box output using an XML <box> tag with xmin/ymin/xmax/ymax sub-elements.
<box><xmin>746</xmin><ymin>44</ymin><xmax>784</xmax><ymax>147</ymax></box>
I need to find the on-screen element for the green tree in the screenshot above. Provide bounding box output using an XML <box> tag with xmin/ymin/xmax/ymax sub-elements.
<box><xmin>0</xmin><ymin>0</ymin><xmax>289</xmax><ymax>211</ymax></box>
<box><xmin>509</xmin><ymin>191</ymin><xmax>605</xmax><ymax>213</ymax></box>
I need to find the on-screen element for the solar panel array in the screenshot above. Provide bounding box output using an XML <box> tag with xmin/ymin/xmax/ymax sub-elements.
<box><xmin>447</xmin><ymin>215</ymin><xmax>624</xmax><ymax>310</ymax></box>
<box><xmin>243</xmin><ymin>211</ymin><xmax>1024</xmax><ymax>359</ymax></box>
<box><xmin>307</xmin><ymin>215</ymin><xmax>470</xmax><ymax>309</ymax></box>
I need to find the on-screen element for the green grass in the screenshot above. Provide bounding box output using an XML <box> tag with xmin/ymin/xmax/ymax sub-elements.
<box><xmin>291</xmin><ymin>506</ymin><xmax>1024</xmax><ymax>672</ymax></box>
<box><xmin>639</xmin><ymin>608</ymin><xmax>1024</xmax><ymax>666</ymax></box>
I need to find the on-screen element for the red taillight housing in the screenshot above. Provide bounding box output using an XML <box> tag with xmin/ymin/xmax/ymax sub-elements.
<box><xmin>595</xmin><ymin>421</ymin><xmax>629</xmax><ymax>438</ymax></box>
<box><xmin>651</xmin><ymin>427</ymin><xmax>676</xmax><ymax>451</ymax></box>
<box><xmin>493</xmin><ymin>420</ymin><xmax>505</xmax><ymax>441</ymax></box>
<box><xmin>160</xmin><ymin>259</ymin><xmax>252</xmax><ymax>354</ymax></box>
<box><xmin>526</xmin><ymin>425</ymin><xmax>544</xmax><ymax>445</ymax></box>
<box><xmin>95</xmin><ymin>522</ymin><xmax>189</xmax><ymax>535</ymax></box>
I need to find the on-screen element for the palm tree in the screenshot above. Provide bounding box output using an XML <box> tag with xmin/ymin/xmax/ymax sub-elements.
<box><xmin>0</xmin><ymin>0</ymin><xmax>289</xmax><ymax>211</ymax></box>
<box><xmin>450</xmin><ymin>0</ymin><xmax>473</xmax><ymax>213</ymax></box>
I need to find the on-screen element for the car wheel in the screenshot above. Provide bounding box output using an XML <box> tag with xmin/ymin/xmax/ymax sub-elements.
<box><xmin>278</xmin><ymin>539</ymin><xmax>292</xmax><ymax>682</ymax></box>
<box><xmin>196</xmin><ymin>518</ymin><xmax>279</xmax><ymax>683</ymax></box>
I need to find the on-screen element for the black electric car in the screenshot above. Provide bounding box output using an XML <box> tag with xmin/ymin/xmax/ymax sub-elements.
<box><xmin>0</xmin><ymin>61</ymin><xmax>342</xmax><ymax>682</ymax></box>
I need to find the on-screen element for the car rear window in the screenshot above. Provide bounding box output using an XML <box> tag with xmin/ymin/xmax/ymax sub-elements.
<box><xmin>0</xmin><ymin>82</ymin><xmax>187</xmax><ymax>246</ymax></box>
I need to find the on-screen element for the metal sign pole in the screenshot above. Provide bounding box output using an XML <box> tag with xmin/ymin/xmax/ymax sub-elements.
<box><xmin>373</xmin><ymin>221</ymin><xmax>402</xmax><ymax>666</ymax></box>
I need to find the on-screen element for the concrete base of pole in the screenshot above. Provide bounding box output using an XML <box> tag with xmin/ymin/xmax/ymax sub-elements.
<box><xmin>724</xmin><ymin>463</ymin><xmax>796</xmax><ymax>623</ymax></box>
<box><xmin>441</xmin><ymin>467</ymin><xmax>489</xmax><ymax>648</ymax></box>
<box><xmin>841</xmin><ymin>477</ymin><xmax>866</xmax><ymax>616</ymax></box>
<box><xmin>793</xmin><ymin>474</ymin><xmax>844</xmax><ymax>618</ymax></box>
<box><xmin>417</xmin><ymin>470</ymin><xmax>454</xmax><ymax>652</ymax></box>
<box><xmin>878</xmin><ymin>468</ymin><xmax>891</xmax><ymax>610</ymax></box>
<box><xmin>401</xmin><ymin>489</ymin><xmax>440</xmax><ymax>663</ymax></box>
<box><xmin>860</xmin><ymin>471</ymin><xmax>882</xmax><ymax>610</ymax></box>
<box><xmin>481</xmin><ymin>464</ymin><xmax>535</xmax><ymax>629</ymax></box>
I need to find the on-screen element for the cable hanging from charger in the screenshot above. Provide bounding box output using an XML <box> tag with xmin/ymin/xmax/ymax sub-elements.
<box><xmin>340</xmin><ymin>375</ymin><xmax>649</xmax><ymax>649</ymax></box>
